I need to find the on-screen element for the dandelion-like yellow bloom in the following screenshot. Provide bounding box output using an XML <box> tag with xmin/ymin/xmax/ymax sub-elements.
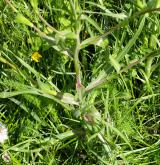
<box><xmin>31</xmin><ymin>52</ymin><xmax>42</xmax><ymax>62</ymax></box>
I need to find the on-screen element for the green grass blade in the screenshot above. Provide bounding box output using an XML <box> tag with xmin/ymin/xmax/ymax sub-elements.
<box><xmin>116</xmin><ymin>16</ymin><xmax>146</xmax><ymax>61</ymax></box>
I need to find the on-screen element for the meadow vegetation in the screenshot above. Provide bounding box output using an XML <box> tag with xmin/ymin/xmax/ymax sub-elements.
<box><xmin>0</xmin><ymin>0</ymin><xmax>160</xmax><ymax>164</ymax></box>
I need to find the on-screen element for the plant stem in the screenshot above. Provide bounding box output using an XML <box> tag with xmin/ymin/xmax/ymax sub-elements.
<box><xmin>74</xmin><ymin>31</ymin><xmax>81</xmax><ymax>87</ymax></box>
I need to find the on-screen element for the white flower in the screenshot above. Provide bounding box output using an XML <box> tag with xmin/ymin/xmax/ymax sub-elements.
<box><xmin>0</xmin><ymin>124</ymin><xmax>8</xmax><ymax>143</ymax></box>
<box><xmin>2</xmin><ymin>152</ymin><xmax>10</xmax><ymax>163</ymax></box>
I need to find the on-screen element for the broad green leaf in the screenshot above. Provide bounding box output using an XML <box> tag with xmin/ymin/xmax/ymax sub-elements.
<box><xmin>10</xmin><ymin>155</ymin><xmax>22</xmax><ymax>165</ymax></box>
<box><xmin>80</xmin><ymin>36</ymin><xmax>108</xmax><ymax>49</ymax></box>
<box><xmin>37</xmin><ymin>78</ymin><xmax>57</xmax><ymax>96</ymax></box>
<box><xmin>30</xmin><ymin>0</ymin><xmax>38</xmax><ymax>12</ymax></box>
<box><xmin>96</xmin><ymin>38</ymin><xmax>109</xmax><ymax>48</ymax></box>
<box><xmin>0</xmin><ymin>89</ymin><xmax>70</xmax><ymax>110</ymax></box>
<box><xmin>60</xmin><ymin>93</ymin><xmax>79</xmax><ymax>106</ymax></box>
<box><xmin>85</xmin><ymin>70</ymin><xmax>107</xmax><ymax>92</ymax></box>
<box><xmin>136</xmin><ymin>0</ymin><xmax>145</xmax><ymax>9</ymax></box>
<box><xmin>0</xmin><ymin>90</ymin><xmax>38</xmax><ymax>98</ymax></box>
<box><xmin>52</xmin><ymin>45</ymin><xmax>71</xmax><ymax>58</ymax></box>
<box><xmin>146</xmin><ymin>57</ymin><xmax>154</xmax><ymax>78</ymax></box>
<box><xmin>56</xmin><ymin>30</ymin><xmax>76</xmax><ymax>39</ymax></box>
<box><xmin>55</xmin><ymin>130</ymin><xmax>75</xmax><ymax>140</ymax></box>
<box><xmin>59</xmin><ymin>17</ymin><xmax>71</xmax><ymax>27</ymax></box>
<box><xmin>16</xmin><ymin>14</ymin><xmax>33</xmax><ymax>27</ymax></box>
<box><xmin>150</xmin><ymin>34</ymin><xmax>157</xmax><ymax>49</ymax></box>
<box><xmin>37</xmin><ymin>130</ymin><xmax>75</xmax><ymax>144</ymax></box>
<box><xmin>157</xmin><ymin>0</ymin><xmax>160</xmax><ymax>7</ymax></box>
<box><xmin>109</xmin><ymin>55</ymin><xmax>121</xmax><ymax>73</ymax></box>
<box><xmin>80</xmin><ymin>36</ymin><xmax>101</xmax><ymax>49</ymax></box>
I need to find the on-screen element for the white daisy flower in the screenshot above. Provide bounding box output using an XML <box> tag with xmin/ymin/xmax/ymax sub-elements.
<box><xmin>0</xmin><ymin>123</ymin><xmax>8</xmax><ymax>143</ymax></box>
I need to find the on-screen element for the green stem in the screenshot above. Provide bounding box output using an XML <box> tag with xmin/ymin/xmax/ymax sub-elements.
<box><xmin>69</xmin><ymin>0</ymin><xmax>82</xmax><ymax>87</ymax></box>
<box><xmin>74</xmin><ymin>31</ymin><xmax>81</xmax><ymax>85</ymax></box>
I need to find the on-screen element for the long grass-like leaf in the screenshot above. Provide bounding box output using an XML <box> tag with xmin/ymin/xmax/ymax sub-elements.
<box><xmin>0</xmin><ymin>89</ymin><xmax>71</xmax><ymax>110</ymax></box>
<box><xmin>81</xmin><ymin>14</ymin><xmax>104</xmax><ymax>34</ymax></box>
<box><xmin>116</xmin><ymin>16</ymin><xmax>146</xmax><ymax>61</ymax></box>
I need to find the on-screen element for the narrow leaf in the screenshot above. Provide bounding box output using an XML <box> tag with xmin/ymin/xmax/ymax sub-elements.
<box><xmin>16</xmin><ymin>14</ymin><xmax>33</xmax><ymax>27</ymax></box>
<box><xmin>116</xmin><ymin>16</ymin><xmax>145</xmax><ymax>61</ymax></box>
<box><xmin>81</xmin><ymin>14</ymin><xmax>104</xmax><ymax>34</ymax></box>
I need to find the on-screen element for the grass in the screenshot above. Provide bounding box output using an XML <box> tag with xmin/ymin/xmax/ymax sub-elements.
<box><xmin>0</xmin><ymin>0</ymin><xmax>160</xmax><ymax>164</ymax></box>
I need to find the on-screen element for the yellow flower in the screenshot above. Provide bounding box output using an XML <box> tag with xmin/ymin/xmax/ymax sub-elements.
<box><xmin>31</xmin><ymin>52</ymin><xmax>42</xmax><ymax>62</ymax></box>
